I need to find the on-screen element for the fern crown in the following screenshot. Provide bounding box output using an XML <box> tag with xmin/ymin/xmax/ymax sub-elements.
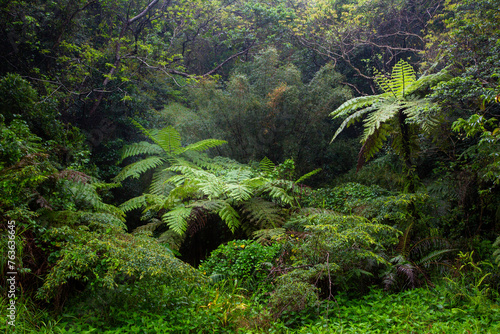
<box><xmin>329</xmin><ymin>60</ymin><xmax>450</xmax><ymax>167</ymax></box>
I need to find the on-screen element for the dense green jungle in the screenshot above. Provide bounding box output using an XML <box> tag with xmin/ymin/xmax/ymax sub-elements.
<box><xmin>1</xmin><ymin>0</ymin><xmax>500</xmax><ymax>333</ymax></box>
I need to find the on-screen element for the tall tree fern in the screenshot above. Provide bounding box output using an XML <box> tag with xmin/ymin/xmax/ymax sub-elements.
<box><xmin>119</xmin><ymin>157</ymin><xmax>314</xmax><ymax>251</ymax></box>
<box><xmin>330</xmin><ymin>60</ymin><xmax>451</xmax><ymax>191</ymax></box>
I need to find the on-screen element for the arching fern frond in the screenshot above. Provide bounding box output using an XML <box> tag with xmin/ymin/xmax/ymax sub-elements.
<box><xmin>330</xmin><ymin>95</ymin><xmax>381</xmax><ymax>120</ymax></box>
<box><xmin>357</xmin><ymin>123</ymin><xmax>391</xmax><ymax>170</ymax></box>
<box><xmin>241</xmin><ymin>197</ymin><xmax>285</xmax><ymax>230</ymax></box>
<box><xmin>223</xmin><ymin>182</ymin><xmax>253</xmax><ymax>201</ymax></box>
<box><xmin>180</xmin><ymin>139</ymin><xmax>227</xmax><ymax>154</ymax></box>
<box><xmin>331</xmin><ymin>104</ymin><xmax>377</xmax><ymax>142</ymax></box>
<box><xmin>405</xmin><ymin>68</ymin><xmax>452</xmax><ymax>96</ymax></box>
<box><xmin>120</xmin><ymin>141</ymin><xmax>164</xmax><ymax>162</ymax></box>
<box><xmin>114</xmin><ymin>156</ymin><xmax>166</xmax><ymax>182</ymax></box>
<box><xmin>120</xmin><ymin>194</ymin><xmax>148</xmax><ymax>213</ymax></box>
<box><xmin>155</xmin><ymin>126</ymin><xmax>182</xmax><ymax>155</ymax></box>
<box><xmin>259</xmin><ymin>182</ymin><xmax>295</xmax><ymax>206</ymax></box>
<box><xmin>216</xmin><ymin>202</ymin><xmax>240</xmax><ymax>232</ymax></box>
<box><xmin>383</xmin><ymin>60</ymin><xmax>416</xmax><ymax>98</ymax></box>
<box><xmin>162</xmin><ymin>206</ymin><xmax>192</xmax><ymax>235</ymax></box>
<box><xmin>295</xmin><ymin>168</ymin><xmax>322</xmax><ymax>184</ymax></box>
<box><xmin>150</xmin><ymin>169</ymin><xmax>175</xmax><ymax>196</ymax></box>
<box><xmin>362</xmin><ymin>102</ymin><xmax>400</xmax><ymax>141</ymax></box>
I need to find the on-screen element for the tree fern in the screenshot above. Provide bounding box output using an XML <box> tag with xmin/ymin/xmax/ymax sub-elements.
<box><xmin>330</xmin><ymin>59</ymin><xmax>451</xmax><ymax>186</ymax></box>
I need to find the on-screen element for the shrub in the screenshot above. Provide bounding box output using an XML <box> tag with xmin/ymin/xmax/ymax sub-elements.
<box><xmin>199</xmin><ymin>239</ymin><xmax>281</xmax><ymax>286</ymax></box>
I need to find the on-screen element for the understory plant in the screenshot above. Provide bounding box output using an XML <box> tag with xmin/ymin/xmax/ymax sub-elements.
<box><xmin>199</xmin><ymin>239</ymin><xmax>281</xmax><ymax>289</ymax></box>
<box><xmin>267</xmin><ymin>211</ymin><xmax>400</xmax><ymax>320</ymax></box>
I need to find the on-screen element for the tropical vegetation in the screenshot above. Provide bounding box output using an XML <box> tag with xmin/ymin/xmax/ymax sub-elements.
<box><xmin>1</xmin><ymin>0</ymin><xmax>499</xmax><ymax>333</ymax></box>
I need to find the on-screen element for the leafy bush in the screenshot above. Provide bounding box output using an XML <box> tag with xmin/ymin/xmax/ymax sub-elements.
<box><xmin>267</xmin><ymin>211</ymin><xmax>400</xmax><ymax>323</ymax></box>
<box><xmin>199</xmin><ymin>239</ymin><xmax>281</xmax><ymax>285</ymax></box>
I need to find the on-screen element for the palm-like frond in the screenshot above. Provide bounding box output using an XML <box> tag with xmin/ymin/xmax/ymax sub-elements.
<box><xmin>375</xmin><ymin>60</ymin><xmax>416</xmax><ymax>99</ymax></box>
<box><xmin>295</xmin><ymin>168</ymin><xmax>322</xmax><ymax>184</ymax></box>
<box><xmin>114</xmin><ymin>156</ymin><xmax>166</xmax><ymax>182</ymax></box>
<box><xmin>223</xmin><ymin>183</ymin><xmax>253</xmax><ymax>201</ymax></box>
<box><xmin>120</xmin><ymin>194</ymin><xmax>148</xmax><ymax>212</ymax></box>
<box><xmin>331</xmin><ymin>104</ymin><xmax>377</xmax><ymax>142</ymax></box>
<box><xmin>405</xmin><ymin>68</ymin><xmax>452</xmax><ymax>96</ymax></box>
<box><xmin>241</xmin><ymin>197</ymin><xmax>284</xmax><ymax>229</ymax></box>
<box><xmin>150</xmin><ymin>169</ymin><xmax>175</xmax><ymax>196</ymax></box>
<box><xmin>259</xmin><ymin>182</ymin><xmax>295</xmax><ymax>206</ymax></box>
<box><xmin>330</xmin><ymin>60</ymin><xmax>450</xmax><ymax>176</ymax></box>
<box><xmin>120</xmin><ymin>141</ymin><xmax>164</xmax><ymax>162</ymax></box>
<box><xmin>180</xmin><ymin>139</ymin><xmax>227</xmax><ymax>154</ymax></box>
<box><xmin>155</xmin><ymin>126</ymin><xmax>182</xmax><ymax>155</ymax></box>
<box><xmin>362</xmin><ymin>101</ymin><xmax>400</xmax><ymax>141</ymax></box>
<box><xmin>357</xmin><ymin>123</ymin><xmax>390</xmax><ymax>170</ymax></box>
<box><xmin>259</xmin><ymin>156</ymin><xmax>276</xmax><ymax>175</ymax></box>
<box><xmin>330</xmin><ymin>95</ymin><xmax>381</xmax><ymax>120</ymax></box>
<box><xmin>216</xmin><ymin>202</ymin><xmax>240</xmax><ymax>232</ymax></box>
<box><xmin>162</xmin><ymin>206</ymin><xmax>192</xmax><ymax>235</ymax></box>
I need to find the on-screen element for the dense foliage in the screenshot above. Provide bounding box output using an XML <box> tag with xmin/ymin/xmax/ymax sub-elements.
<box><xmin>1</xmin><ymin>0</ymin><xmax>499</xmax><ymax>333</ymax></box>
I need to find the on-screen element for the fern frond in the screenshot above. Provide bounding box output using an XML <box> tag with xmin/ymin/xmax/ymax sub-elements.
<box><xmin>416</xmin><ymin>249</ymin><xmax>456</xmax><ymax>269</ymax></box>
<box><xmin>260</xmin><ymin>182</ymin><xmax>294</xmax><ymax>206</ymax></box>
<box><xmin>131</xmin><ymin>119</ymin><xmax>161</xmax><ymax>145</ymax></box>
<box><xmin>119</xmin><ymin>194</ymin><xmax>147</xmax><ymax>212</ymax></box>
<box><xmin>295</xmin><ymin>168</ymin><xmax>321</xmax><ymax>184</ymax></box>
<box><xmin>331</xmin><ymin>104</ymin><xmax>377</xmax><ymax>142</ymax></box>
<box><xmin>259</xmin><ymin>157</ymin><xmax>276</xmax><ymax>175</ymax></box>
<box><xmin>223</xmin><ymin>183</ymin><xmax>253</xmax><ymax>202</ymax></box>
<box><xmin>190</xmin><ymin>199</ymin><xmax>225</xmax><ymax>212</ymax></box>
<box><xmin>197</xmin><ymin>174</ymin><xmax>225</xmax><ymax>199</ymax></box>
<box><xmin>114</xmin><ymin>156</ymin><xmax>166</xmax><ymax>182</ymax></box>
<box><xmin>362</xmin><ymin>102</ymin><xmax>399</xmax><ymax>141</ymax></box>
<box><xmin>216</xmin><ymin>202</ymin><xmax>240</xmax><ymax>232</ymax></box>
<box><xmin>404</xmin><ymin>100</ymin><xmax>438</xmax><ymax>133</ymax></box>
<box><xmin>69</xmin><ymin>182</ymin><xmax>126</xmax><ymax>220</ymax></box>
<box><xmin>158</xmin><ymin>229</ymin><xmax>186</xmax><ymax>251</ymax></box>
<box><xmin>405</xmin><ymin>68</ymin><xmax>452</xmax><ymax>96</ymax></box>
<box><xmin>150</xmin><ymin>169</ymin><xmax>175</xmax><ymax>196</ymax></box>
<box><xmin>242</xmin><ymin>197</ymin><xmax>284</xmax><ymax>229</ymax></box>
<box><xmin>142</xmin><ymin>194</ymin><xmax>169</xmax><ymax>212</ymax></box>
<box><xmin>155</xmin><ymin>126</ymin><xmax>182</xmax><ymax>155</ymax></box>
<box><xmin>357</xmin><ymin>123</ymin><xmax>390</xmax><ymax>170</ymax></box>
<box><xmin>82</xmin><ymin>212</ymin><xmax>127</xmax><ymax>231</ymax></box>
<box><xmin>179</xmin><ymin>139</ymin><xmax>227</xmax><ymax>154</ymax></box>
<box><xmin>253</xmin><ymin>228</ymin><xmax>286</xmax><ymax>244</ymax></box>
<box><xmin>162</xmin><ymin>206</ymin><xmax>192</xmax><ymax>235</ymax></box>
<box><xmin>389</xmin><ymin>60</ymin><xmax>416</xmax><ymax>98</ymax></box>
<box><xmin>120</xmin><ymin>142</ymin><xmax>164</xmax><ymax>162</ymax></box>
<box><xmin>330</xmin><ymin>95</ymin><xmax>381</xmax><ymax>120</ymax></box>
